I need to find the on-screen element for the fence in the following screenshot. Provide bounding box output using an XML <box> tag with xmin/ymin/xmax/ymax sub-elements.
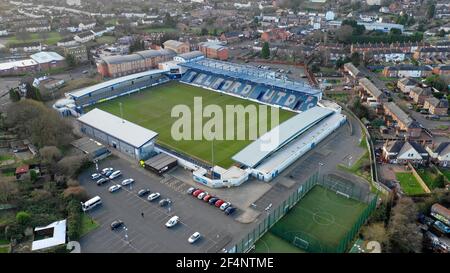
<box><xmin>230</xmin><ymin>172</ymin><xmax>378</xmax><ymax>253</ymax></box>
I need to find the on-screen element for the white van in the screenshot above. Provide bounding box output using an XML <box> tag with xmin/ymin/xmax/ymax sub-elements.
<box><xmin>81</xmin><ymin>196</ymin><xmax>102</xmax><ymax>212</ymax></box>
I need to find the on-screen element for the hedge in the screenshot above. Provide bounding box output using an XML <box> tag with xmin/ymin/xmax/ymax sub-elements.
<box><xmin>66</xmin><ymin>199</ymin><xmax>81</xmax><ymax>240</ymax></box>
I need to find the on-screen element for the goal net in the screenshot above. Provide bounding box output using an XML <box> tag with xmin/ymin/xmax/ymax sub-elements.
<box><xmin>293</xmin><ymin>236</ymin><xmax>309</xmax><ymax>250</ymax></box>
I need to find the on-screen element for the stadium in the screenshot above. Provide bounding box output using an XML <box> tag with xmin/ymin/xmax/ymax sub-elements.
<box><xmin>55</xmin><ymin>57</ymin><xmax>346</xmax><ymax>188</ymax></box>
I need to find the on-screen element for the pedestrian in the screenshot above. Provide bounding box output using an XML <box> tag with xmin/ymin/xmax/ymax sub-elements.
<box><xmin>141</xmin><ymin>212</ymin><xmax>144</xmax><ymax>218</ymax></box>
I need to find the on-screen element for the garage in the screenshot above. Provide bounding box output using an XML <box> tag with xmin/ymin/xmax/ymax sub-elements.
<box><xmin>144</xmin><ymin>153</ymin><xmax>178</xmax><ymax>174</ymax></box>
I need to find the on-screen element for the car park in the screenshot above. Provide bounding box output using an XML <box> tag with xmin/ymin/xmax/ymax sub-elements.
<box><xmin>148</xmin><ymin>192</ymin><xmax>161</xmax><ymax>201</ymax></box>
<box><xmin>109</xmin><ymin>184</ymin><xmax>122</xmax><ymax>193</ymax></box>
<box><xmin>220</xmin><ymin>202</ymin><xmax>231</xmax><ymax>211</ymax></box>
<box><xmin>203</xmin><ymin>194</ymin><xmax>213</xmax><ymax>202</ymax></box>
<box><xmin>110</xmin><ymin>220</ymin><xmax>124</xmax><ymax>230</ymax></box>
<box><xmin>215</xmin><ymin>200</ymin><xmax>225</xmax><ymax>208</ymax></box>
<box><xmin>188</xmin><ymin>232</ymin><xmax>201</xmax><ymax>244</ymax></box>
<box><xmin>165</xmin><ymin>216</ymin><xmax>179</xmax><ymax>228</ymax></box>
<box><xmin>96</xmin><ymin>177</ymin><xmax>109</xmax><ymax>185</ymax></box>
<box><xmin>137</xmin><ymin>188</ymin><xmax>151</xmax><ymax>197</ymax></box>
<box><xmin>187</xmin><ymin>187</ymin><xmax>197</xmax><ymax>194</ymax></box>
<box><xmin>192</xmin><ymin>189</ymin><xmax>203</xmax><ymax>197</ymax></box>
<box><xmin>159</xmin><ymin>198</ymin><xmax>172</xmax><ymax>207</ymax></box>
<box><xmin>197</xmin><ymin>192</ymin><xmax>207</xmax><ymax>200</ymax></box>
<box><xmin>208</xmin><ymin>197</ymin><xmax>219</xmax><ymax>205</ymax></box>
<box><xmin>91</xmin><ymin>173</ymin><xmax>101</xmax><ymax>180</ymax></box>
<box><xmin>121</xmin><ymin>178</ymin><xmax>135</xmax><ymax>186</ymax></box>
<box><xmin>224</xmin><ymin>206</ymin><xmax>236</xmax><ymax>215</ymax></box>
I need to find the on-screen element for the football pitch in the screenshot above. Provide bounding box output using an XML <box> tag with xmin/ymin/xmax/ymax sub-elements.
<box><xmin>87</xmin><ymin>81</ymin><xmax>295</xmax><ymax>168</ymax></box>
<box><xmin>268</xmin><ymin>185</ymin><xmax>368</xmax><ymax>252</ymax></box>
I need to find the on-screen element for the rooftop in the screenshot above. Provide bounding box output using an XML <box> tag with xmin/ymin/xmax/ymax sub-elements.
<box><xmin>232</xmin><ymin>107</ymin><xmax>333</xmax><ymax>168</ymax></box>
<box><xmin>31</xmin><ymin>219</ymin><xmax>67</xmax><ymax>251</ymax></box>
<box><xmin>78</xmin><ymin>108</ymin><xmax>158</xmax><ymax>148</ymax></box>
<box><xmin>359</xmin><ymin>78</ymin><xmax>383</xmax><ymax>98</ymax></box>
<box><xmin>30</xmin><ymin>51</ymin><xmax>65</xmax><ymax>64</ymax></box>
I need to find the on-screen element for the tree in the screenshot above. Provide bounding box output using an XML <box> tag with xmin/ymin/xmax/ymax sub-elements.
<box><xmin>56</xmin><ymin>154</ymin><xmax>89</xmax><ymax>178</ymax></box>
<box><xmin>426</xmin><ymin>3</ymin><xmax>435</xmax><ymax>19</ymax></box>
<box><xmin>200</xmin><ymin>28</ymin><xmax>208</xmax><ymax>36</ymax></box>
<box><xmin>336</xmin><ymin>25</ymin><xmax>353</xmax><ymax>43</ymax></box>
<box><xmin>39</xmin><ymin>146</ymin><xmax>62</xmax><ymax>166</ymax></box>
<box><xmin>5</xmin><ymin>100</ymin><xmax>74</xmax><ymax>148</ymax></box>
<box><xmin>261</xmin><ymin>42</ymin><xmax>270</xmax><ymax>59</ymax></box>
<box><xmin>0</xmin><ymin>180</ymin><xmax>19</xmax><ymax>203</ymax></box>
<box><xmin>66</xmin><ymin>54</ymin><xmax>76</xmax><ymax>68</ymax></box>
<box><xmin>16</xmin><ymin>211</ymin><xmax>31</xmax><ymax>226</ymax></box>
<box><xmin>24</xmin><ymin>83</ymin><xmax>42</xmax><ymax>101</ymax></box>
<box><xmin>30</xmin><ymin>170</ymin><xmax>38</xmax><ymax>182</ymax></box>
<box><xmin>390</xmin><ymin>28</ymin><xmax>402</xmax><ymax>35</ymax></box>
<box><xmin>361</xmin><ymin>223</ymin><xmax>389</xmax><ymax>251</ymax></box>
<box><xmin>63</xmin><ymin>186</ymin><xmax>88</xmax><ymax>201</ymax></box>
<box><xmin>350</xmin><ymin>52</ymin><xmax>360</xmax><ymax>67</ymax></box>
<box><xmin>164</xmin><ymin>12</ymin><xmax>176</xmax><ymax>28</ymax></box>
<box><xmin>387</xmin><ymin>198</ymin><xmax>423</xmax><ymax>253</ymax></box>
<box><xmin>9</xmin><ymin>88</ymin><xmax>21</xmax><ymax>102</ymax></box>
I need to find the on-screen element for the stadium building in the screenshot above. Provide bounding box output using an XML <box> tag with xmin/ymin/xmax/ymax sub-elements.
<box><xmin>58</xmin><ymin>57</ymin><xmax>346</xmax><ymax>188</ymax></box>
<box><xmin>78</xmin><ymin>108</ymin><xmax>158</xmax><ymax>160</ymax></box>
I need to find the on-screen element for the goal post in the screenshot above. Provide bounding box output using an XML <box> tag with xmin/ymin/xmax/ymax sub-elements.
<box><xmin>293</xmin><ymin>236</ymin><xmax>309</xmax><ymax>250</ymax></box>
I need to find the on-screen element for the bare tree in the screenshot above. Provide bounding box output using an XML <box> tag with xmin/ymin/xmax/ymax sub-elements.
<box><xmin>0</xmin><ymin>180</ymin><xmax>19</xmax><ymax>203</ymax></box>
<box><xmin>336</xmin><ymin>25</ymin><xmax>353</xmax><ymax>43</ymax></box>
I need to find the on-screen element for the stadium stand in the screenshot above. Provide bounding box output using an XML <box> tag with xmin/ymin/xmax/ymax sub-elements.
<box><xmin>66</xmin><ymin>69</ymin><xmax>170</xmax><ymax>108</ymax></box>
<box><xmin>179</xmin><ymin>58</ymin><xmax>322</xmax><ymax>112</ymax></box>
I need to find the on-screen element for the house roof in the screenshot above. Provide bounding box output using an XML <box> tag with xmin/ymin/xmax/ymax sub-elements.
<box><xmin>385</xmin><ymin>140</ymin><xmax>404</xmax><ymax>153</ymax></box>
<box><xmin>31</xmin><ymin>219</ymin><xmax>67</xmax><ymax>251</ymax></box>
<box><xmin>78</xmin><ymin>108</ymin><xmax>158</xmax><ymax>148</ymax></box>
<box><xmin>15</xmin><ymin>165</ymin><xmax>29</xmax><ymax>175</ymax></box>
<box><xmin>384</xmin><ymin>102</ymin><xmax>413</xmax><ymax>126</ymax></box>
<box><xmin>76</xmin><ymin>31</ymin><xmax>94</xmax><ymax>38</ymax></box>
<box><xmin>425</xmin><ymin>97</ymin><xmax>449</xmax><ymax>108</ymax></box>
<box><xmin>163</xmin><ymin>40</ymin><xmax>186</xmax><ymax>49</ymax></box>
<box><xmin>397</xmin><ymin>77</ymin><xmax>418</xmax><ymax>86</ymax></box>
<box><xmin>410</xmin><ymin>87</ymin><xmax>432</xmax><ymax>96</ymax></box>
<box><xmin>435</xmin><ymin>142</ymin><xmax>450</xmax><ymax>155</ymax></box>
<box><xmin>359</xmin><ymin>77</ymin><xmax>383</xmax><ymax>98</ymax></box>
<box><xmin>30</xmin><ymin>51</ymin><xmax>64</xmax><ymax>64</ymax></box>
<box><xmin>386</xmin><ymin>141</ymin><xmax>427</xmax><ymax>155</ymax></box>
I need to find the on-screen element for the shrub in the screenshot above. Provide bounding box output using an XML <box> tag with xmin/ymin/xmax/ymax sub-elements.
<box><xmin>66</xmin><ymin>199</ymin><xmax>81</xmax><ymax>240</ymax></box>
<box><xmin>16</xmin><ymin>211</ymin><xmax>31</xmax><ymax>226</ymax></box>
<box><xmin>63</xmin><ymin>186</ymin><xmax>87</xmax><ymax>201</ymax></box>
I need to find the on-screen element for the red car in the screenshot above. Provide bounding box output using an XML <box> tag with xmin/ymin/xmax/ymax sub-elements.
<box><xmin>192</xmin><ymin>189</ymin><xmax>204</xmax><ymax>197</ymax></box>
<box><xmin>215</xmin><ymin>199</ymin><xmax>225</xmax><ymax>208</ymax></box>
<box><xmin>203</xmin><ymin>194</ymin><xmax>213</xmax><ymax>202</ymax></box>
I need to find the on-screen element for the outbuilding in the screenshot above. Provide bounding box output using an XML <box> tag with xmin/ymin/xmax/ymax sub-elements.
<box><xmin>144</xmin><ymin>153</ymin><xmax>178</xmax><ymax>174</ymax></box>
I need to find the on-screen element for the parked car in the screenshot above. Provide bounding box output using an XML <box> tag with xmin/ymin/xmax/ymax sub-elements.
<box><xmin>96</xmin><ymin>177</ymin><xmax>109</xmax><ymax>185</ymax></box>
<box><xmin>121</xmin><ymin>178</ymin><xmax>135</xmax><ymax>186</ymax></box>
<box><xmin>109</xmin><ymin>184</ymin><xmax>122</xmax><ymax>193</ymax></box>
<box><xmin>91</xmin><ymin>173</ymin><xmax>101</xmax><ymax>180</ymax></box>
<box><xmin>208</xmin><ymin>197</ymin><xmax>219</xmax><ymax>205</ymax></box>
<box><xmin>104</xmin><ymin>170</ymin><xmax>114</xmax><ymax>177</ymax></box>
<box><xmin>101</xmin><ymin>167</ymin><xmax>113</xmax><ymax>175</ymax></box>
<box><xmin>197</xmin><ymin>192</ymin><xmax>207</xmax><ymax>200</ymax></box>
<box><xmin>148</xmin><ymin>192</ymin><xmax>161</xmax><ymax>201</ymax></box>
<box><xmin>220</xmin><ymin>202</ymin><xmax>231</xmax><ymax>211</ymax></box>
<box><xmin>109</xmin><ymin>170</ymin><xmax>122</xmax><ymax>180</ymax></box>
<box><xmin>137</xmin><ymin>188</ymin><xmax>151</xmax><ymax>197</ymax></box>
<box><xmin>165</xmin><ymin>216</ymin><xmax>179</xmax><ymax>228</ymax></box>
<box><xmin>188</xmin><ymin>232</ymin><xmax>201</xmax><ymax>244</ymax></box>
<box><xmin>192</xmin><ymin>189</ymin><xmax>204</xmax><ymax>197</ymax></box>
<box><xmin>224</xmin><ymin>206</ymin><xmax>236</xmax><ymax>215</ymax></box>
<box><xmin>187</xmin><ymin>187</ymin><xmax>197</xmax><ymax>194</ymax></box>
<box><xmin>215</xmin><ymin>200</ymin><xmax>225</xmax><ymax>208</ymax></box>
<box><xmin>203</xmin><ymin>194</ymin><xmax>213</xmax><ymax>202</ymax></box>
<box><xmin>110</xmin><ymin>220</ymin><xmax>124</xmax><ymax>230</ymax></box>
<box><xmin>159</xmin><ymin>198</ymin><xmax>172</xmax><ymax>207</ymax></box>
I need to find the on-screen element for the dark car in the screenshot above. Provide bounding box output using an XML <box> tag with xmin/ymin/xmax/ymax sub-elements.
<box><xmin>159</xmin><ymin>198</ymin><xmax>172</xmax><ymax>207</ymax></box>
<box><xmin>110</xmin><ymin>220</ymin><xmax>124</xmax><ymax>230</ymax></box>
<box><xmin>96</xmin><ymin>177</ymin><xmax>109</xmax><ymax>185</ymax></box>
<box><xmin>138</xmin><ymin>188</ymin><xmax>151</xmax><ymax>197</ymax></box>
<box><xmin>208</xmin><ymin>197</ymin><xmax>219</xmax><ymax>205</ymax></box>
<box><xmin>224</xmin><ymin>206</ymin><xmax>236</xmax><ymax>215</ymax></box>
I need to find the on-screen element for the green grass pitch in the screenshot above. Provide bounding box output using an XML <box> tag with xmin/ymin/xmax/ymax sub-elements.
<box><xmin>87</xmin><ymin>81</ymin><xmax>296</xmax><ymax>168</ymax></box>
<box><xmin>270</xmin><ymin>185</ymin><xmax>368</xmax><ymax>252</ymax></box>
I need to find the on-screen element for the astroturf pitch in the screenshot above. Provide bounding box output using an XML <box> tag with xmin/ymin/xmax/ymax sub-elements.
<box><xmin>270</xmin><ymin>185</ymin><xmax>367</xmax><ymax>252</ymax></box>
<box><xmin>87</xmin><ymin>81</ymin><xmax>296</xmax><ymax>168</ymax></box>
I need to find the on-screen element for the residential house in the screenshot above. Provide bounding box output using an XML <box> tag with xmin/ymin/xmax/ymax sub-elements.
<box><xmin>413</xmin><ymin>47</ymin><xmax>450</xmax><ymax>60</ymax></box>
<box><xmin>383</xmin><ymin>102</ymin><xmax>422</xmax><ymax>138</ymax></box>
<box><xmin>260</xmin><ymin>28</ymin><xmax>292</xmax><ymax>42</ymax></box>
<box><xmin>423</xmin><ymin>97</ymin><xmax>449</xmax><ymax>116</ymax></box>
<box><xmin>56</xmin><ymin>36</ymin><xmax>77</xmax><ymax>47</ymax></box>
<box><xmin>9</xmin><ymin>41</ymin><xmax>43</xmax><ymax>53</ymax></box>
<box><xmin>197</xmin><ymin>42</ymin><xmax>228</xmax><ymax>61</ymax></box>
<box><xmin>220</xmin><ymin>31</ymin><xmax>242</xmax><ymax>44</ymax></box>
<box><xmin>343</xmin><ymin>62</ymin><xmax>361</xmax><ymax>79</ymax></box>
<box><xmin>397</xmin><ymin>77</ymin><xmax>419</xmax><ymax>94</ymax></box>
<box><xmin>383</xmin><ymin>65</ymin><xmax>433</xmax><ymax>78</ymax></box>
<box><xmin>74</xmin><ymin>31</ymin><xmax>96</xmax><ymax>43</ymax></box>
<box><xmin>382</xmin><ymin>140</ymin><xmax>429</xmax><ymax>165</ymax></box>
<box><xmin>433</xmin><ymin>65</ymin><xmax>450</xmax><ymax>75</ymax></box>
<box><xmin>426</xmin><ymin>142</ymin><xmax>450</xmax><ymax>167</ymax></box>
<box><xmin>62</xmin><ymin>44</ymin><xmax>88</xmax><ymax>64</ymax></box>
<box><xmin>359</xmin><ymin>77</ymin><xmax>385</xmax><ymax>105</ymax></box>
<box><xmin>365</xmin><ymin>49</ymin><xmax>405</xmax><ymax>62</ymax></box>
<box><xmin>163</xmin><ymin>40</ymin><xmax>190</xmax><ymax>54</ymax></box>
<box><xmin>409</xmin><ymin>86</ymin><xmax>432</xmax><ymax>105</ymax></box>
<box><xmin>79</xmin><ymin>21</ymin><xmax>96</xmax><ymax>31</ymax></box>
